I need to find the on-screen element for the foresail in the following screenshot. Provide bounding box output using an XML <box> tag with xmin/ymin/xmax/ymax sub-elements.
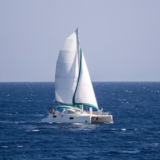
<box><xmin>73</xmin><ymin>49</ymin><xmax>99</xmax><ymax>110</ymax></box>
<box><xmin>55</xmin><ymin>32</ymin><xmax>79</xmax><ymax>105</ymax></box>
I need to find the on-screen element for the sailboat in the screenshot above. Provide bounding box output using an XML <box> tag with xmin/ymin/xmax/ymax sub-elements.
<box><xmin>41</xmin><ymin>29</ymin><xmax>113</xmax><ymax>124</ymax></box>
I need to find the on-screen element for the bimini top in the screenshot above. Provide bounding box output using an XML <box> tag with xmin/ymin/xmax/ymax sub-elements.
<box><xmin>55</xmin><ymin>29</ymin><xmax>99</xmax><ymax>110</ymax></box>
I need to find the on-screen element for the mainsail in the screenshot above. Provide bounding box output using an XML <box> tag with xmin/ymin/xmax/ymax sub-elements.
<box><xmin>55</xmin><ymin>29</ymin><xmax>98</xmax><ymax>110</ymax></box>
<box><xmin>55</xmin><ymin>31</ymin><xmax>79</xmax><ymax>105</ymax></box>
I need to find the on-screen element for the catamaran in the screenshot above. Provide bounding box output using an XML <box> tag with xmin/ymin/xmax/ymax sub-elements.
<box><xmin>41</xmin><ymin>29</ymin><xmax>113</xmax><ymax>124</ymax></box>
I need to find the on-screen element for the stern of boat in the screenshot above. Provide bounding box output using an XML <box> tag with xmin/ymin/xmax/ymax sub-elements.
<box><xmin>91</xmin><ymin>114</ymin><xmax>113</xmax><ymax>124</ymax></box>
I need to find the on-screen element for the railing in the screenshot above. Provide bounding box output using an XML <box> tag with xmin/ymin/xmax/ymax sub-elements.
<box><xmin>86</xmin><ymin>111</ymin><xmax>109</xmax><ymax>115</ymax></box>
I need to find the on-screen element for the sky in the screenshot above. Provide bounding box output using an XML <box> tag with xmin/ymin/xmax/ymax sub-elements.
<box><xmin>0</xmin><ymin>0</ymin><xmax>160</xmax><ymax>82</ymax></box>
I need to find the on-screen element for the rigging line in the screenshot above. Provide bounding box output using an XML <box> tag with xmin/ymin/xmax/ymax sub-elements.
<box><xmin>72</xmin><ymin>48</ymin><xmax>82</xmax><ymax>104</ymax></box>
<box><xmin>72</xmin><ymin>30</ymin><xmax>81</xmax><ymax>105</ymax></box>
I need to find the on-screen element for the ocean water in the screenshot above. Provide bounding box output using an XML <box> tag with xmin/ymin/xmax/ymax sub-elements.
<box><xmin>0</xmin><ymin>82</ymin><xmax>160</xmax><ymax>160</ymax></box>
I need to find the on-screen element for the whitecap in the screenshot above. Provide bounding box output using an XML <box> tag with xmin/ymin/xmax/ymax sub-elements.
<box><xmin>32</xmin><ymin>130</ymin><xmax>39</xmax><ymax>132</ymax></box>
<box><xmin>17</xmin><ymin>146</ymin><xmax>23</xmax><ymax>148</ymax></box>
<box><xmin>121</xmin><ymin>150</ymin><xmax>140</xmax><ymax>154</ymax></box>
<box><xmin>121</xmin><ymin>128</ymin><xmax>126</xmax><ymax>131</ymax></box>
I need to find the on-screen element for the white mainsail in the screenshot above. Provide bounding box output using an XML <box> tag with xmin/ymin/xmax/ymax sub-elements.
<box><xmin>55</xmin><ymin>31</ymin><xmax>79</xmax><ymax>105</ymax></box>
<box><xmin>55</xmin><ymin>29</ymin><xmax>99</xmax><ymax>110</ymax></box>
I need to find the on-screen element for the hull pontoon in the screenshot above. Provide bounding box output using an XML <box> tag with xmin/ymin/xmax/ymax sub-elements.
<box><xmin>41</xmin><ymin>107</ymin><xmax>113</xmax><ymax>124</ymax></box>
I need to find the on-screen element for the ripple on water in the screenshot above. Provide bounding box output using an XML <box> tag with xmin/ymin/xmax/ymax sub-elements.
<box><xmin>1</xmin><ymin>82</ymin><xmax>160</xmax><ymax>160</ymax></box>
<box><xmin>121</xmin><ymin>128</ymin><xmax>126</xmax><ymax>131</ymax></box>
<box><xmin>119</xmin><ymin>150</ymin><xmax>140</xmax><ymax>154</ymax></box>
<box><xmin>26</xmin><ymin>129</ymin><xmax>39</xmax><ymax>132</ymax></box>
<box><xmin>1</xmin><ymin>146</ymin><xmax>8</xmax><ymax>148</ymax></box>
<box><xmin>17</xmin><ymin>146</ymin><xmax>23</xmax><ymax>148</ymax></box>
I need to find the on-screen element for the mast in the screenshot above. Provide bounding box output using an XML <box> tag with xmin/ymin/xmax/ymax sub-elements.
<box><xmin>76</xmin><ymin>28</ymin><xmax>80</xmax><ymax>67</ymax></box>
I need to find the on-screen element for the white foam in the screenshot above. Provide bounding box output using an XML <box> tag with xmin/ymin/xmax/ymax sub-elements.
<box><xmin>121</xmin><ymin>150</ymin><xmax>140</xmax><ymax>154</ymax></box>
<box><xmin>121</xmin><ymin>128</ymin><xmax>126</xmax><ymax>131</ymax></box>
<box><xmin>32</xmin><ymin>130</ymin><xmax>39</xmax><ymax>132</ymax></box>
<box><xmin>17</xmin><ymin>145</ymin><xmax>23</xmax><ymax>148</ymax></box>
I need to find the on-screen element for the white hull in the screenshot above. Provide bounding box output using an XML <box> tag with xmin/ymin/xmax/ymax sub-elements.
<box><xmin>41</xmin><ymin>109</ymin><xmax>113</xmax><ymax>124</ymax></box>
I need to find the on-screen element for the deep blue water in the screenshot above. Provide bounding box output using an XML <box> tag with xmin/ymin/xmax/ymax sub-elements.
<box><xmin>0</xmin><ymin>82</ymin><xmax>160</xmax><ymax>160</ymax></box>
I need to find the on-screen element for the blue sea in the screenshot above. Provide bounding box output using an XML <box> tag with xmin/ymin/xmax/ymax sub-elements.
<box><xmin>0</xmin><ymin>82</ymin><xmax>160</xmax><ymax>160</ymax></box>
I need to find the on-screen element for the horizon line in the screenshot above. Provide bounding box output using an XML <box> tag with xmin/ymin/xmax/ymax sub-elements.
<box><xmin>0</xmin><ymin>81</ymin><xmax>160</xmax><ymax>83</ymax></box>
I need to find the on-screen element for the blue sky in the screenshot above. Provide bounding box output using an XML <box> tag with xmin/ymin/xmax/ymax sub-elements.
<box><xmin>0</xmin><ymin>0</ymin><xmax>160</xmax><ymax>82</ymax></box>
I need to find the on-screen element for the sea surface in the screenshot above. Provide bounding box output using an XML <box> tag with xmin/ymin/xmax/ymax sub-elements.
<box><xmin>0</xmin><ymin>82</ymin><xmax>160</xmax><ymax>160</ymax></box>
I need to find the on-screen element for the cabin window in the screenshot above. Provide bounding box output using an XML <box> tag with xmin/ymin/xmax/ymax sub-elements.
<box><xmin>70</xmin><ymin>117</ymin><xmax>74</xmax><ymax>120</ymax></box>
<box><xmin>67</xmin><ymin>110</ymin><xmax>76</xmax><ymax>114</ymax></box>
<box><xmin>53</xmin><ymin>115</ymin><xmax>57</xmax><ymax>118</ymax></box>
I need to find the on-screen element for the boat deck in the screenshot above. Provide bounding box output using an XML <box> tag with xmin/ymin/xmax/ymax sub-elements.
<box><xmin>86</xmin><ymin>111</ymin><xmax>109</xmax><ymax>115</ymax></box>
